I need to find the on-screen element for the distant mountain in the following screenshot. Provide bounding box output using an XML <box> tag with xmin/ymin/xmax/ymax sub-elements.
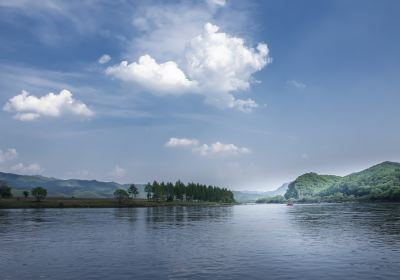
<box><xmin>272</xmin><ymin>183</ymin><xmax>289</xmax><ymax>196</ymax></box>
<box><xmin>233</xmin><ymin>183</ymin><xmax>289</xmax><ymax>202</ymax></box>
<box><xmin>4</xmin><ymin>161</ymin><xmax>398</xmax><ymax>202</ymax></box>
<box><xmin>284</xmin><ymin>161</ymin><xmax>400</xmax><ymax>202</ymax></box>
<box><xmin>0</xmin><ymin>172</ymin><xmax>147</xmax><ymax>198</ymax></box>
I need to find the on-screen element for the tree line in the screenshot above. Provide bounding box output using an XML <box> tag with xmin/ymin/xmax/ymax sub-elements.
<box><xmin>114</xmin><ymin>181</ymin><xmax>235</xmax><ymax>203</ymax></box>
<box><xmin>0</xmin><ymin>181</ymin><xmax>47</xmax><ymax>201</ymax></box>
<box><xmin>1</xmin><ymin>180</ymin><xmax>235</xmax><ymax>204</ymax></box>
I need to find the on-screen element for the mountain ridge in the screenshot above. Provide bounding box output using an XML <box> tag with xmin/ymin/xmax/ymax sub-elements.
<box><xmin>284</xmin><ymin>161</ymin><xmax>400</xmax><ymax>202</ymax></box>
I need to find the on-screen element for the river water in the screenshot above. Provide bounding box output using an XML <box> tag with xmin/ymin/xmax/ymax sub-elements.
<box><xmin>1</xmin><ymin>203</ymin><xmax>400</xmax><ymax>279</ymax></box>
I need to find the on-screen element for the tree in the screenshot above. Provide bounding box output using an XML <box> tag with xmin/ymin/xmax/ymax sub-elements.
<box><xmin>174</xmin><ymin>180</ymin><xmax>186</xmax><ymax>201</ymax></box>
<box><xmin>144</xmin><ymin>183</ymin><xmax>152</xmax><ymax>201</ymax></box>
<box><xmin>114</xmin><ymin>189</ymin><xmax>129</xmax><ymax>204</ymax></box>
<box><xmin>166</xmin><ymin>182</ymin><xmax>174</xmax><ymax>201</ymax></box>
<box><xmin>0</xmin><ymin>181</ymin><xmax>12</xmax><ymax>198</ymax></box>
<box><xmin>23</xmin><ymin>191</ymin><xmax>29</xmax><ymax>199</ymax></box>
<box><xmin>31</xmin><ymin>187</ymin><xmax>47</xmax><ymax>202</ymax></box>
<box><xmin>127</xmin><ymin>184</ymin><xmax>139</xmax><ymax>199</ymax></box>
<box><xmin>152</xmin><ymin>181</ymin><xmax>160</xmax><ymax>201</ymax></box>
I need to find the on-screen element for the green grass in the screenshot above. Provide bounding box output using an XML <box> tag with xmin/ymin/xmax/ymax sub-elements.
<box><xmin>0</xmin><ymin>197</ymin><xmax>236</xmax><ymax>209</ymax></box>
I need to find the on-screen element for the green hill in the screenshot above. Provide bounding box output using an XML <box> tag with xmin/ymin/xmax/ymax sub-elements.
<box><xmin>284</xmin><ymin>161</ymin><xmax>400</xmax><ymax>202</ymax></box>
<box><xmin>0</xmin><ymin>172</ymin><xmax>146</xmax><ymax>198</ymax></box>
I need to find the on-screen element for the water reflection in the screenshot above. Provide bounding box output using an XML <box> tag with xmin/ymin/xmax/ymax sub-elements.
<box><xmin>144</xmin><ymin>206</ymin><xmax>233</xmax><ymax>228</ymax></box>
<box><xmin>0</xmin><ymin>204</ymin><xmax>399</xmax><ymax>280</ymax></box>
<box><xmin>287</xmin><ymin>203</ymin><xmax>400</xmax><ymax>242</ymax></box>
<box><xmin>113</xmin><ymin>208</ymin><xmax>139</xmax><ymax>224</ymax></box>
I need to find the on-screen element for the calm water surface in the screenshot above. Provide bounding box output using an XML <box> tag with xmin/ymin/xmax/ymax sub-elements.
<box><xmin>1</xmin><ymin>204</ymin><xmax>400</xmax><ymax>280</ymax></box>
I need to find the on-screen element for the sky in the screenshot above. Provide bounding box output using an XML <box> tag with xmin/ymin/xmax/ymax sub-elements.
<box><xmin>0</xmin><ymin>0</ymin><xmax>399</xmax><ymax>191</ymax></box>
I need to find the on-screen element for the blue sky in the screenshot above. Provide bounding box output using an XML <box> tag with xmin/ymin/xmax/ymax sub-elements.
<box><xmin>0</xmin><ymin>0</ymin><xmax>399</xmax><ymax>190</ymax></box>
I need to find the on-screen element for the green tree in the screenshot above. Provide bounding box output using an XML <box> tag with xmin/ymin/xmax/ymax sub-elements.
<box><xmin>0</xmin><ymin>181</ymin><xmax>12</xmax><ymax>198</ymax></box>
<box><xmin>166</xmin><ymin>182</ymin><xmax>174</xmax><ymax>201</ymax></box>
<box><xmin>174</xmin><ymin>180</ymin><xmax>186</xmax><ymax>201</ymax></box>
<box><xmin>127</xmin><ymin>184</ymin><xmax>139</xmax><ymax>199</ymax></box>
<box><xmin>152</xmin><ymin>181</ymin><xmax>160</xmax><ymax>201</ymax></box>
<box><xmin>23</xmin><ymin>191</ymin><xmax>29</xmax><ymax>199</ymax></box>
<box><xmin>144</xmin><ymin>183</ymin><xmax>152</xmax><ymax>201</ymax></box>
<box><xmin>114</xmin><ymin>189</ymin><xmax>129</xmax><ymax>204</ymax></box>
<box><xmin>31</xmin><ymin>187</ymin><xmax>47</xmax><ymax>202</ymax></box>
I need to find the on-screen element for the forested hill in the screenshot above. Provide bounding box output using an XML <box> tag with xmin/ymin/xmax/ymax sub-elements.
<box><xmin>0</xmin><ymin>172</ymin><xmax>129</xmax><ymax>198</ymax></box>
<box><xmin>284</xmin><ymin>161</ymin><xmax>400</xmax><ymax>202</ymax></box>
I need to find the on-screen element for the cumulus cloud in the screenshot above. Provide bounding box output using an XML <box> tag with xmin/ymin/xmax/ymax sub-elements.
<box><xmin>3</xmin><ymin>89</ymin><xmax>94</xmax><ymax>121</ymax></box>
<box><xmin>0</xmin><ymin>147</ymin><xmax>42</xmax><ymax>174</ymax></box>
<box><xmin>187</xmin><ymin>23</ymin><xmax>270</xmax><ymax>92</ymax></box>
<box><xmin>165</xmin><ymin>137</ymin><xmax>250</xmax><ymax>156</ymax></box>
<box><xmin>165</xmin><ymin>137</ymin><xmax>199</xmax><ymax>147</ymax></box>
<box><xmin>194</xmin><ymin>142</ymin><xmax>251</xmax><ymax>156</ymax></box>
<box><xmin>98</xmin><ymin>54</ymin><xmax>111</xmax><ymax>64</ymax></box>
<box><xmin>108</xmin><ymin>22</ymin><xmax>271</xmax><ymax>112</ymax></box>
<box><xmin>0</xmin><ymin>148</ymin><xmax>18</xmax><ymax>163</ymax></box>
<box><xmin>106</xmin><ymin>55</ymin><xmax>197</xmax><ymax>94</ymax></box>
<box><xmin>10</xmin><ymin>163</ymin><xmax>42</xmax><ymax>174</ymax></box>
<box><xmin>287</xmin><ymin>80</ymin><xmax>306</xmax><ymax>89</ymax></box>
<box><xmin>130</xmin><ymin>2</ymin><xmax>216</xmax><ymax>61</ymax></box>
<box><xmin>110</xmin><ymin>165</ymin><xmax>126</xmax><ymax>178</ymax></box>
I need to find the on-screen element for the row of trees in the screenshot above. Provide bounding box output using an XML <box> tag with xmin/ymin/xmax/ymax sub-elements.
<box><xmin>0</xmin><ymin>181</ymin><xmax>47</xmax><ymax>201</ymax></box>
<box><xmin>113</xmin><ymin>184</ymin><xmax>139</xmax><ymax>203</ymax></box>
<box><xmin>145</xmin><ymin>181</ymin><xmax>235</xmax><ymax>202</ymax></box>
<box><xmin>113</xmin><ymin>181</ymin><xmax>235</xmax><ymax>203</ymax></box>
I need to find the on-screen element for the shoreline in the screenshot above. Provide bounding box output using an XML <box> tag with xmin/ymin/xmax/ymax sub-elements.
<box><xmin>255</xmin><ymin>200</ymin><xmax>400</xmax><ymax>205</ymax></box>
<box><xmin>0</xmin><ymin>197</ymin><xmax>237</xmax><ymax>209</ymax></box>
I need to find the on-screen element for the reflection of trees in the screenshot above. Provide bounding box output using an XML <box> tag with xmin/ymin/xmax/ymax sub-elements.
<box><xmin>113</xmin><ymin>208</ymin><xmax>139</xmax><ymax>224</ymax></box>
<box><xmin>0</xmin><ymin>209</ymin><xmax>48</xmax><ymax>237</ymax></box>
<box><xmin>287</xmin><ymin>203</ymin><xmax>400</xmax><ymax>241</ymax></box>
<box><xmin>0</xmin><ymin>210</ymin><xmax>11</xmax><ymax>234</ymax></box>
<box><xmin>145</xmin><ymin>206</ymin><xmax>233</xmax><ymax>228</ymax></box>
<box><xmin>30</xmin><ymin>209</ymin><xmax>47</xmax><ymax>225</ymax></box>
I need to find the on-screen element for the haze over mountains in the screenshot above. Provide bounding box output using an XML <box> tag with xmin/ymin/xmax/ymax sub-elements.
<box><xmin>233</xmin><ymin>183</ymin><xmax>289</xmax><ymax>202</ymax></box>
<box><xmin>1</xmin><ymin>161</ymin><xmax>399</xmax><ymax>202</ymax></box>
<box><xmin>0</xmin><ymin>171</ymin><xmax>286</xmax><ymax>202</ymax></box>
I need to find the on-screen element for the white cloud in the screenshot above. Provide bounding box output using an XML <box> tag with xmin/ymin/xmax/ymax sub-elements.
<box><xmin>108</xmin><ymin>22</ymin><xmax>271</xmax><ymax>112</ymax></box>
<box><xmin>130</xmin><ymin>2</ymin><xmax>216</xmax><ymax>61</ymax></box>
<box><xmin>98</xmin><ymin>54</ymin><xmax>111</xmax><ymax>64</ymax></box>
<box><xmin>194</xmin><ymin>142</ymin><xmax>251</xmax><ymax>156</ymax></box>
<box><xmin>229</xmin><ymin>96</ymin><xmax>259</xmax><ymax>112</ymax></box>
<box><xmin>10</xmin><ymin>163</ymin><xmax>42</xmax><ymax>174</ymax></box>
<box><xmin>110</xmin><ymin>165</ymin><xmax>126</xmax><ymax>178</ymax></box>
<box><xmin>0</xmin><ymin>147</ymin><xmax>42</xmax><ymax>175</ymax></box>
<box><xmin>4</xmin><ymin>89</ymin><xmax>94</xmax><ymax>121</ymax></box>
<box><xmin>287</xmin><ymin>80</ymin><xmax>306</xmax><ymax>89</ymax></box>
<box><xmin>187</xmin><ymin>23</ymin><xmax>270</xmax><ymax>93</ymax></box>
<box><xmin>165</xmin><ymin>138</ymin><xmax>199</xmax><ymax>147</ymax></box>
<box><xmin>165</xmin><ymin>138</ymin><xmax>250</xmax><ymax>156</ymax></box>
<box><xmin>0</xmin><ymin>148</ymin><xmax>18</xmax><ymax>163</ymax></box>
<box><xmin>207</xmin><ymin>0</ymin><xmax>226</xmax><ymax>7</ymax></box>
<box><xmin>106</xmin><ymin>55</ymin><xmax>197</xmax><ymax>94</ymax></box>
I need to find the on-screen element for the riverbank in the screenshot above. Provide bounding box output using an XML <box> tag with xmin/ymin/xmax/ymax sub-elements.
<box><xmin>0</xmin><ymin>198</ymin><xmax>236</xmax><ymax>209</ymax></box>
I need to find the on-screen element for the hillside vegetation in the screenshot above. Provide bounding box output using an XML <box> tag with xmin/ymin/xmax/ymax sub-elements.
<box><xmin>0</xmin><ymin>172</ymin><xmax>142</xmax><ymax>198</ymax></box>
<box><xmin>284</xmin><ymin>161</ymin><xmax>400</xmax><ymax>202</ymax></box>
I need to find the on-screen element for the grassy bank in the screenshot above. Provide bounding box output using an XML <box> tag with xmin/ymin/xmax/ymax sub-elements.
<box><xmin>0</xmin><ymin>197</ymin><xmax>236</xmax><ymax>209</ymax></box>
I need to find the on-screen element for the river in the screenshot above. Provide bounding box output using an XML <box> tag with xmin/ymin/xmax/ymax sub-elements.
<box><xmin>1</xmin><ymin>203</ymin><xmax>400</xmax><ymax>279</ymax></box>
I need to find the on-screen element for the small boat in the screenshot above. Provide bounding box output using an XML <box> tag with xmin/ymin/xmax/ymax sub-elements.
<box><xmin>286</xmin><ymin>201</ymin><xmax>293</xmax><ymax>206</ymax></box>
